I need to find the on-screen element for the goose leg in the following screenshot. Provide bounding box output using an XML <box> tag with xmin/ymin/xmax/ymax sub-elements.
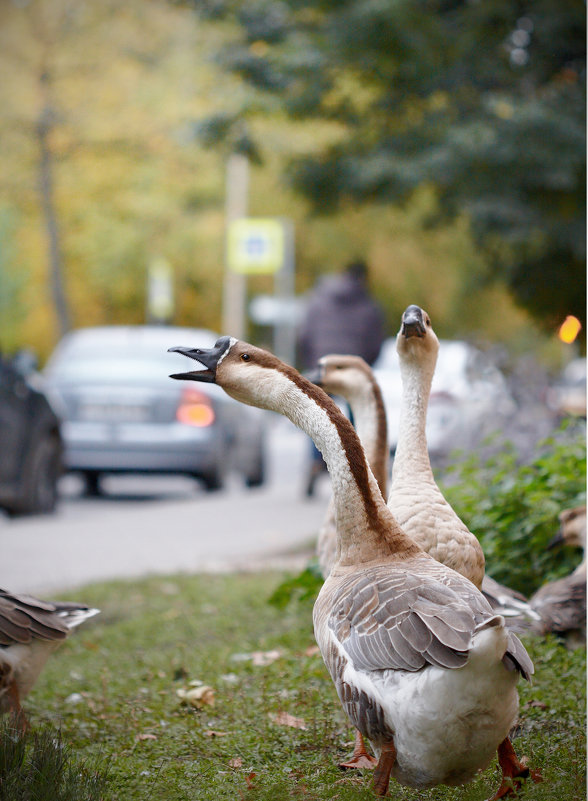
<box><xmin>488</xmin><ymin>737</ymin><xmax>542</xmax><ymax>800</ymax></box>
<box><xmin>373</xmin><ymin>740</ymin><xmax>396</xmax><ymax>796</ymax></box>
<box><xmin>339</xmin><ymin>729</ymin><xmax>378</xmax><ymax>769</ymax></box>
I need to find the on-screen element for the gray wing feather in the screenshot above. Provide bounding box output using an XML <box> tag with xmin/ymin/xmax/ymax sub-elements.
<box><xmin>328</xmin><ymin>563</ymin><xmax>533</xmax><ymax>679</ymax></box>
<box><xmin>0</xmin><ymin>591</ymin><xmax>73</xmax><ymax>646</ymax></box>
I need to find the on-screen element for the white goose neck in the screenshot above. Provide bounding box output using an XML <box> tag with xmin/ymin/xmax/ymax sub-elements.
<box><xmin>392</xmin><ymin>357</ymin><xmax>436</xmax><ymax>484</ymax></box>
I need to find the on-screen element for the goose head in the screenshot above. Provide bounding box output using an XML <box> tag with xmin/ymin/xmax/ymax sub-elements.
<box><xmin>169</xmin><ymin>336</ymin><xmax>322</xmax><ymax>414</ymax></box>
<box><xmin>396</xmin><ymin>305</ymin><xmax>439</xmax><ymax>373</ymax></box>
<box><xmin>307</xmin><ymin>354</ymin><xmax>375</xmax><ymax>403</ymax></box>
<box><xmin>548</xmin><ymin>506</ymin><xmax>587</xmax><ymax>551</ymax></box>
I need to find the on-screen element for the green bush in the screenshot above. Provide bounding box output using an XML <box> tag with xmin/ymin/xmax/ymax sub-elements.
<box><xmin>438</xmin><ymin>419</ymin><xmax>586</xmax><ymax>596</ymax></box>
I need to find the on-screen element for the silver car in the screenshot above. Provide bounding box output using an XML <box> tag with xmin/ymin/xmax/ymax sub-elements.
<box><xmin>43</xmin><ymin>326</ymin><xmax>267</xmax><ymax>494</ymax></box>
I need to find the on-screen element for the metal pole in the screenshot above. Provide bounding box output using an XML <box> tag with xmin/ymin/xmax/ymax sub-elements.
<box><xmin>274</xmin><ymin>219</ymin><xmax>296</xmax><ymax>365</ymax></box>
<box><xmin>222</xmin><ymin>154</ymin><xmax>248</xmax><ymax>339</ymax></box>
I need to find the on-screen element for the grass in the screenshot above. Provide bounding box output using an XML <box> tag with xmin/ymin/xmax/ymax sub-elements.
<box><xmin>8</xmin><ymin>572</ymin><xmax>586</xmax><ymax>800</ymax></box>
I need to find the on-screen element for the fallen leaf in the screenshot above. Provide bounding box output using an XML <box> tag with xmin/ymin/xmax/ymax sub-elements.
<box><xmin>228</xmin><ymin>757</ymin><xmax>243</xmax><ymax>768</ymax></box>
<box><xmin>251</xmin><ymin>649</ymin><xmax>282</xmax><ymax>666</ymax></box>
<box><xmin>176</xmin><ymin>684</ymin><xmax>215</xmax><ymax>708</ymax></box>
<box><xmin>269</xmin><ymin>711</ymin><xmax>307</xmax><ymax>730</ymax></box>
<box><xmin>230</xmin><ymin>650</ymin><xmax>283</xmax><ymax>666</ymax></box>
<box><xmin>524</xmin><ymin>700</ymin><xmax>548</xmax><ymax>710</ymax></box>
<box><xmin>204</xmin><ymin>730</ymin><xmax>228</xmax><ymax>738</ymax></box>
<box><xmin>304</xmin><ymin>645</ymin><xmax>320</xmax><ymax>657</ymax></box>
<box><xmin>136</xmin><ymin>733</ymin><xmax>157</xmax><ymax>741</ymax></box>
<box><xmin>246</xmin><ymin>772</ymin><xmax>257</xmax><ymax>788</ymax></box>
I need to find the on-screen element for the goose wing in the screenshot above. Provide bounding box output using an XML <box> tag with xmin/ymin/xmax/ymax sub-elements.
<box><xmin>327</xmin><ymin>561</ymin><xmax>533</xmax><ymax>679</ymax></box>
<box><xmin>530</xmin><ymin>572</ymin><xmax>587</xmax><ymax>633</ymax></box>
<box><xmin>0</xmin><ymin>590</ymin><xmax>71</xmax><ymax>645</ymax></box>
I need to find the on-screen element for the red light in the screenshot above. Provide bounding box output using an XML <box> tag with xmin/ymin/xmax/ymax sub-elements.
<box><xmin>177</xmin><ymin>388</ymin><xmax>215</xmax><ymax>427</ymax></box>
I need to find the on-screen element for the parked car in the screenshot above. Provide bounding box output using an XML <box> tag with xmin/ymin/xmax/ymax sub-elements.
<box><xmin>373</xmin><ymin>338</ymin><xmax>517</xmax><ymax>461</ymax></box>
<box><xmin>43</xmin><ymin>326</ymin><xmax>268</xmax><ymax>493</ymax></box>
<box><xmin>0</xmin><ymin>352</ymin><xmax>63</xmax><ymax>515</ymax></box>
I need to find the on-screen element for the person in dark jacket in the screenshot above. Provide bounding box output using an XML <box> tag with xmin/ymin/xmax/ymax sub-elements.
<box><xmin>298</xmin><ymin>259</ymin><xmax>385</xmax><ymax>495</ymax></box>
<box><xmin>298</xmin><ymin>260</ymin><xmax>385</xmax><ymax>371</ymax></box>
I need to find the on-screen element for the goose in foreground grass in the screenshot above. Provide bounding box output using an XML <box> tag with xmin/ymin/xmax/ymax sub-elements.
<box><xmin>530</xmin><ymin>506</ymin><xmax>586</xmax><ymax>648</ymax></box>
<box><xmin>0</xmin><ymin>589</ymin><xmax>99</xmax><ymax>728</ymax></box>
<box><xmin>390</xmin><ymin>305</ymin><xmax>542</xmax><ymax>626</ymax></box>
<box><xmin>310</xmin><ymin>333</ymin><xmax>538</xmax><ymax>625</ymax></box>
<box><xmin>170</xmin><ymin>336</ymin><xmax>539</xmax><ymax>798</ymax></box>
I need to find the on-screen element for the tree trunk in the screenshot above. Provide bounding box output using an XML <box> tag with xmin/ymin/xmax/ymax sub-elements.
<box><xmin>36</xmin><ymin>77</ymin><xmax>70</xmax><ymax>338</ymax></box>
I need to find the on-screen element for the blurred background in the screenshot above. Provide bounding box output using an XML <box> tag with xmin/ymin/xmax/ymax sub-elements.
<box><xmin>0</xmin><ymin>0</ymin><xmax>585</xmax><ymax>527</ymax></box>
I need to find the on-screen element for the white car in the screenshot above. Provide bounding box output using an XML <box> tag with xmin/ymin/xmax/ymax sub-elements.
<box><xmin>373</xmin><ymin>338</ymin><xmax>517</xmax><ymax>460</ymax></box>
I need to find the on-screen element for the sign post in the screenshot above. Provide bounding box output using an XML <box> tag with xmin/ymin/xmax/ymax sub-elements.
<box><xmin>227</xmin><ymin>217</ymin><xmax>295</xmax><ymax>364</ymax></box>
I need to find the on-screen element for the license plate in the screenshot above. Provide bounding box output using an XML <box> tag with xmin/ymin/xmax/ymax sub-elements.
<box><xmin>77</xmin><ymin>402</ymin><xmax>149</xmax><ymax>423</ymax></box>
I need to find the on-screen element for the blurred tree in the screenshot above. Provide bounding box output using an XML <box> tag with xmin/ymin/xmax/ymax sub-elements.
<box><xmin>186</xmin><ymin>0</ymin><xmax>586</xmax><ymax>332</ymax></box>
<box><xmin>0</xmin><ymin>0</ymin><xmax>234</xmax><ymax>355</ymax></box>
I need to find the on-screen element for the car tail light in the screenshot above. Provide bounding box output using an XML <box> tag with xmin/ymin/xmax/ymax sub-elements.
<box><xmin>176</xmin><ymin>388</ymin><xmax>216</xmax><ymax>427</ymax></box>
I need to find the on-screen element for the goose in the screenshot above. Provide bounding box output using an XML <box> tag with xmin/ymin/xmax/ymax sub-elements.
<box><xmin>169</xmin><ymin>336</ymin><xmax>537</xmax><ymax>798</ymax></box>
<box><xmin>530</xmin><ymin>506</ymin><xmax>586</xmax><ymax>647</ymax></box>
<box><xmin>310</xmin><ymin>337</ymin><xmax>538</xmax><ymax>627</ymax></box>
<box><xmin>0</xmin><ymin>589</ymin><xmax>99</xmax><ymax>727</ymax></box>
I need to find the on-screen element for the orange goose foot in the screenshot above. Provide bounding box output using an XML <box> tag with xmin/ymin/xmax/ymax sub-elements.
<box><xmin>372</xmin><ymin>740</ymin><xmax>396</xmax><ymax>796</ymax></box>
<box><xmin>487</xmin><ymin>737</ymin><xmax>543</xmax><ymax>800</ymax></box>
<box><xmin>339</xmin><ymin>730</ymin><xmax>378</xmax><ymax>769</ymax></box>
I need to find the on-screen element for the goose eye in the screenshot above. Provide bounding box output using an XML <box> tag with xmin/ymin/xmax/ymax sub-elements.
<box><xmin>425</xmin><ymin>317</ymin><xmax>431</xmax><ymax>327</ymax></box>
<box><xmin>241</xmin><ymin>353</ymin><xmax>251</xmax><ymax>362</ymax></box>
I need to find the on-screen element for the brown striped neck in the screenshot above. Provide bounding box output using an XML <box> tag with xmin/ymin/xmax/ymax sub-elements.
<box><xmin>354</xmin><ymin>369</ymin><xmax>389</xmax><ymax>499</ymax></box>
<box><xmin>213</xmin><ymin>343</ymin><xmax>419</xmax><ymax>565</ymax></box>
<box><xmin>314</xmin><ymin>355</ymin><xmax>389</xmax><ymax>499</ymax></box>
<box><xmin>285</xmin><ymin>387</ymin><xmax>417</xmax><ymax>566</ymax></box>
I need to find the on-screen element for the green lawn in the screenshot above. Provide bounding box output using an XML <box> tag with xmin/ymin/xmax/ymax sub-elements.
<box><xmin>10</xmin><ymin>572</ymin><xmax>587</xmax><ymax>800</ymax></box>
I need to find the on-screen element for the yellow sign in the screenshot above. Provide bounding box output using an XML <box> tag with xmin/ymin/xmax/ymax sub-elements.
<box><xmin>227</xmin><ymin>218</ymin><xmax>284</xmax><ymax>274</ymax></box>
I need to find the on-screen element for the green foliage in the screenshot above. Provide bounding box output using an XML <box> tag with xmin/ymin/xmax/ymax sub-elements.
<box><xmin>267</xmin><ymin>558</ymin><xmax>323</xmax><ymax>608</ymax></box>
<box><xmin>190</xmin><ymin>0</ymin><xmax>586</xmax><ymax>331</ymax></box>
<box><xmin>438</xmin><ymin>419</ymin><xmax>586</xmax><ymax>596</ymax></box>
<box><xmin>22</xmin><ymin>572</ymin><xmax>586</xmax><ymax>800</ymax></box>
<box><xmin>0</xmin><ymin>720</ymin><xmax>107</xmax><ymax>801</ymax></box>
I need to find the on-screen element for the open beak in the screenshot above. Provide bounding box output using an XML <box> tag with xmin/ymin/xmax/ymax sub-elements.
<box><xmin>168</xmin><ymin>336</ymin><xmax>232</xmax><ymax>383</ymax></box>
<box><xmin>401</xmin><ymin>305</ymin><xmax>426</xmax><ymax>339</ymax></box>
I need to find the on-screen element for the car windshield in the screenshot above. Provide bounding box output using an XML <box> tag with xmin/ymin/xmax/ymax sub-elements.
<box><xmin>45</xmin><ymin>329</ymin><xmax>216</xmax><ymax>384</ymax></box>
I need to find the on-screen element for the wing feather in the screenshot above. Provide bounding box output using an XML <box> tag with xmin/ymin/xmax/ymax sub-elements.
<box><xmin>326</xmin><ymin>562</ymin><xmax>532</xmax><ymax>679</ymax></box>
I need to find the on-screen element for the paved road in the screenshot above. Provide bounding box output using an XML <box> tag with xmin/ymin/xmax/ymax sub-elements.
<box><xmin>0</xmin><ymin>421</ymin><xmax>331</xmax><ymax>596</ymax></box>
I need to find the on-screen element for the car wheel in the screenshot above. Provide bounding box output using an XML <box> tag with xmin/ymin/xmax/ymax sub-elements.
<box><xmin>245</xmin><ymin>445</ymin><xmax>266</xmax><ymax>488</ymax></box>
<box><xmin>83</xmin><ymin>470</ymin><xmax>102</xmax><ymax>497</ymax></box>
<box><xmin>200</xmin><ymin>467</ymin><xmax>225</xmax><ymax>492</ymax></box>
<box><xmin>11</xmin><ymin>434</ymin><xmax>61</xmax><ymax>515</ymax></box>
